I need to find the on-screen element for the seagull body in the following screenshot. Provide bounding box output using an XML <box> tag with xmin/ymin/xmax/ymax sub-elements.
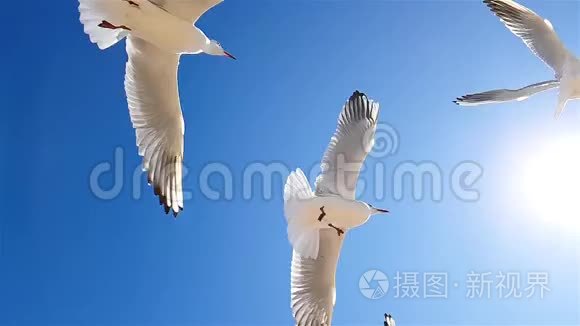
<box><xmin>78</xmin><ymin>0</ymin><xmax>235</xmax><ymax>216</ymax></box>
<box><xmin>106</xmin><ymin>0</ymin><xmax>206</xmax><ymax>54</ymax></box>
<box><xmin>455</xmin><ymin>0</ymin><xmax>580</xmax><ymax>118</ymax></box>
<box><xmin>284</xmin><ymin>91</ymin><xmax>389</xmax><ymax>325</ymax></box>
<box><xmin>288</xmin><ymin>194</ymin><xmax>374</xmax><ymax>234</ymax></box>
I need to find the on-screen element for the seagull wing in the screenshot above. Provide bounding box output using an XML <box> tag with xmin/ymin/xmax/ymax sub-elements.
<box><xmin>291</xmin><ymin>229</ymin><xmax>345</xmax><ymax>326</ymax></box>
<box><xmin>148</xmin><ymin>0</ymin><xmax>223</xmax><ymax>23</ymax></box>
<box><xmin>125</xmin><ymin>36</ymin><xmax>184</xmax><ymax>215</ymax></box>
<box><xmin>314</xmin><ymin>91</ymin><xmax>380</xmax><ymax>200</ymax></box>
<box><xmin>484</xmin><ymin>0</ymin><xmax>572</xmax><ymax>77</ymax></box>
<box><xmin>454</xmin><ymin>80</ymin><xmax>559</xmax><ymax>106</ymax></box>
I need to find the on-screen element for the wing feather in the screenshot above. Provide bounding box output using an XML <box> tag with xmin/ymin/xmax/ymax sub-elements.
<box><xmin>125</xmin><ymin>36</ymin><xmax>184</xmax><ymax>216</ymax></box>
<box><xmin>454</xmin><ymin>80</ymin><xmax>559</xmax><ymax>106</ymax></box>
<box><xmin>315</xmin><ymin>91</ymin><xmax>380</xmax><ymax>199</ymax></box>
<box><xmin>148</xmin><ymin>0</ymin><xmax>223</xmax><ymax>23</ymax></box>
<box><xmin>291</xmin><ymin>229</ymin><xmax>344</xmax><ymax>326</ymax></box>
<box><xmin>484</xmin><ymin>0</ymin><xmax>572</xmax><ymax>77</ymax></box>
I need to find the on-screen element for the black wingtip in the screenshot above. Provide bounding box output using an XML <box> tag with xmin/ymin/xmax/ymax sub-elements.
<box><xmin>149</xmin><ymin>180</ymin><xmax>183</xmax><ymax>217</ymax></box>
<box><xmin>454</xmin><ymin>96</ymin><xmax>467</xmax><ymax>104</ymax></box>
<box><xmin>348</xmin><ymin>90</ymin><xmax>369</xmax><ymax>107</ymax></box>
<box><xmin>483</xmin><ymin>0</ymin><xmax>507</xmax><ymax>15</ymax></box>
<box><xmin>163</xmin><ymin>203</ymin><xmax>182</xmax><ymax>218</ymax></box>
<box><xmin>351</xmin><ymin>90</ymin><xmax>366</xmax><ymax>98</ymax></box>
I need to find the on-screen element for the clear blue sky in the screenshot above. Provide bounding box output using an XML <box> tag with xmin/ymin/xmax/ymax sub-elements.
<box><xmin>1</xmin><ymin>0</ymin><xmax>579</xmax><ymax>325</ymax></box>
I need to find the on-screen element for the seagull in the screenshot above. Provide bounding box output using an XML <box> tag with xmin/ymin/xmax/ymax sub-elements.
<box><xmin>283</xmin><ymin>91</ymin><xmax>390</xmax><ymax>325</ymax></box>
<box><xmin>78</xmin><ymin>0</ymin><xmax>235</xmax><ymax>216</ymax></box>
<box><xmin>454</xmin><ymin>0</ymin><xmax>580</xmax><ymax>118</ymax></box>
<box><xmin>384</xmin><ymin>313</ymin><xmax>396</xmax><ymax>326</ymax></box>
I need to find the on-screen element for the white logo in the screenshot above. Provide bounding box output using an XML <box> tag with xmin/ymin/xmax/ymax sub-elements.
<box><xmin>359</xmin><ymin>269</ymin><xmax>389</xmax><ymax>299</ymax></box>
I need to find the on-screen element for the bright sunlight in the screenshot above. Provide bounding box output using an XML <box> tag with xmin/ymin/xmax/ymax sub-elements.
<box><xmin>519</xmin><ymin>136</ymin><xmax>580</xmax><ymax>230</ymax></box>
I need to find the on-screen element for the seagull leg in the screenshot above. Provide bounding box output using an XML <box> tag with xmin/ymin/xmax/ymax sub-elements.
<box><xmin>122</xmin><ymin>0</ymin><xmax>140</xmax><ymax>8</ymax></box>
<box><xmin>317</xmin><ymin>206</ymin><xmax>326</xmax><ymax>221</ymax></box>
<box><xmin>98</xmin><ymin>20</ymin><xmax>132</xmax><ymax>31</ymax></box>
<box><xmin>328</xmin><ymin>223</ymin><xmax>344</xmax><ymax>237</ymax></box>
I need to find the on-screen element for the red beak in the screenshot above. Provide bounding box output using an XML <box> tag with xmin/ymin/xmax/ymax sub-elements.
<box><xmin>224</xmin><ymin>51</ymin><xmax>236</xmax><ymax>60</ymax></box>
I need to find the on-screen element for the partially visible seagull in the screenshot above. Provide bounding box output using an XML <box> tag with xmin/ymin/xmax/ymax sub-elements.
<box><xmin>284</xmin><ymin>91</ymin><xmax>390</xmax><ymax>325</ymax></box>
<box><xmin>78</xmin><ymin>0</ymin><xmax>235</xmax><ymax>216</ymax></box>
<box><xmin>384</xmin><ymin>313</ymin><xmax>396</xmax><ymax>326</ymax></box>
<box><xmin>454</xmin><ymin>0</ymin><xmax>580</xmax><ymax>118</ymax></box>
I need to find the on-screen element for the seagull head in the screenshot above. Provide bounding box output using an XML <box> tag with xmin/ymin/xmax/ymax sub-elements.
<box><xmin>206</xmin><ymin>40</ymin><xmax>236</xmax><ymax>60</ymax></box>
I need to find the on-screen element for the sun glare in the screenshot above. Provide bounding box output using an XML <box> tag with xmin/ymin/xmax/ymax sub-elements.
<box><xmin>519</xmin><ymin>136</ymin><xmax>580</xmax><ymax>231</ymax></box>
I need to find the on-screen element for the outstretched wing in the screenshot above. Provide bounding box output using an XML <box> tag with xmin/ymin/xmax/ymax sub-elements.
<box><xmin>315</xmin><ymin>91</ymin><xmax>380</xmax><ymax>200</ymax></box>
<box><xmin>148</xmin><ymin>0</ymin><xmax>223</xmax><ymax>23</ymax></box>
<box><xmin>484</xmin><ymin>0</ymin><xmax>572</xmax><ymax>77</ymax></box>
<box><xmin>291</xmin><ymin>229</ymin><xmax>345</xmax><ymax>326</ymax></box>
<box><xmin>125</xmin><ymin>37</ymin><xmax>185</xmax><ymax>215</ymax></box>
<box><xmin>454</xmin><ymin>80</ymin><xmax>559</xmax><ymax>106</ymax></box>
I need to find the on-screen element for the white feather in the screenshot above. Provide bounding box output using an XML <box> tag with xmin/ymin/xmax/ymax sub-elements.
<box><xmin>315</xmin><ymin>91</ymin><xmax>379</xmax><ymax>199</ymax></box>
<box><xmin>125</xmin><ymin>37</ymin><xmax>184</xmax><ymax>215</ymax></box>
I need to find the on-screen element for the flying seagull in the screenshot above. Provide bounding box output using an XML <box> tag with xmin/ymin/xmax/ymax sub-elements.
<box><xmin>284</xmin><ymin>91</ymin><xmax>390</xmax><ymax>325</ymax></box>
<box><xmin>454</xmin><ymin>0</ymin><xmax>579</xmax><ymax>118</ymax></box>
<box><xmin>78</xmin><ymin>0</ymin><xmax>235</xmax><ymax>216</ymax></box>
<box><xmin>384</xmin><ymin>313</ymin><xmax>396</xmax><ymax>326</ymax></box>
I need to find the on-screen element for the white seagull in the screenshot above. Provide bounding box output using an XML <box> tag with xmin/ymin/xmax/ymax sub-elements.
<box><xmin>283</xmin><ymin>91</ymin><xmax>390</xmax><ymax>325</ymax></box>
<box><xmin>384</xmin><ymin>313</ymin><xmax>396</xmax><ymax>326</ymax></box>
<box><xmin>454</xmin><ymin>0</ymin><xmax>580</xmax><ymax>118</ymax></box>
<box><xmin>78</xmin><ymin>0</ymin><xmax>235</xmax><ymax>216</ymax></box>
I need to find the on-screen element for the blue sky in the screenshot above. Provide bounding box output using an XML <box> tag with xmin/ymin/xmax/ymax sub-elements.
<box><xmin>1</xmin><ymin>0</ymin><xmax>579</xmax><ymax>325</ymax></box>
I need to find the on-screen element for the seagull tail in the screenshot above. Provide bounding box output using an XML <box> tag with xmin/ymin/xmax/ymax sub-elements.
<box><xmin>284</xmin><ymin>169</ymin><xmax>320</xmax><ymax>259</ymax></box>
<box><xmin>78</xmin><ymin>0</ymin><xmax>130</xmax><ymax>50</ymax></box>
